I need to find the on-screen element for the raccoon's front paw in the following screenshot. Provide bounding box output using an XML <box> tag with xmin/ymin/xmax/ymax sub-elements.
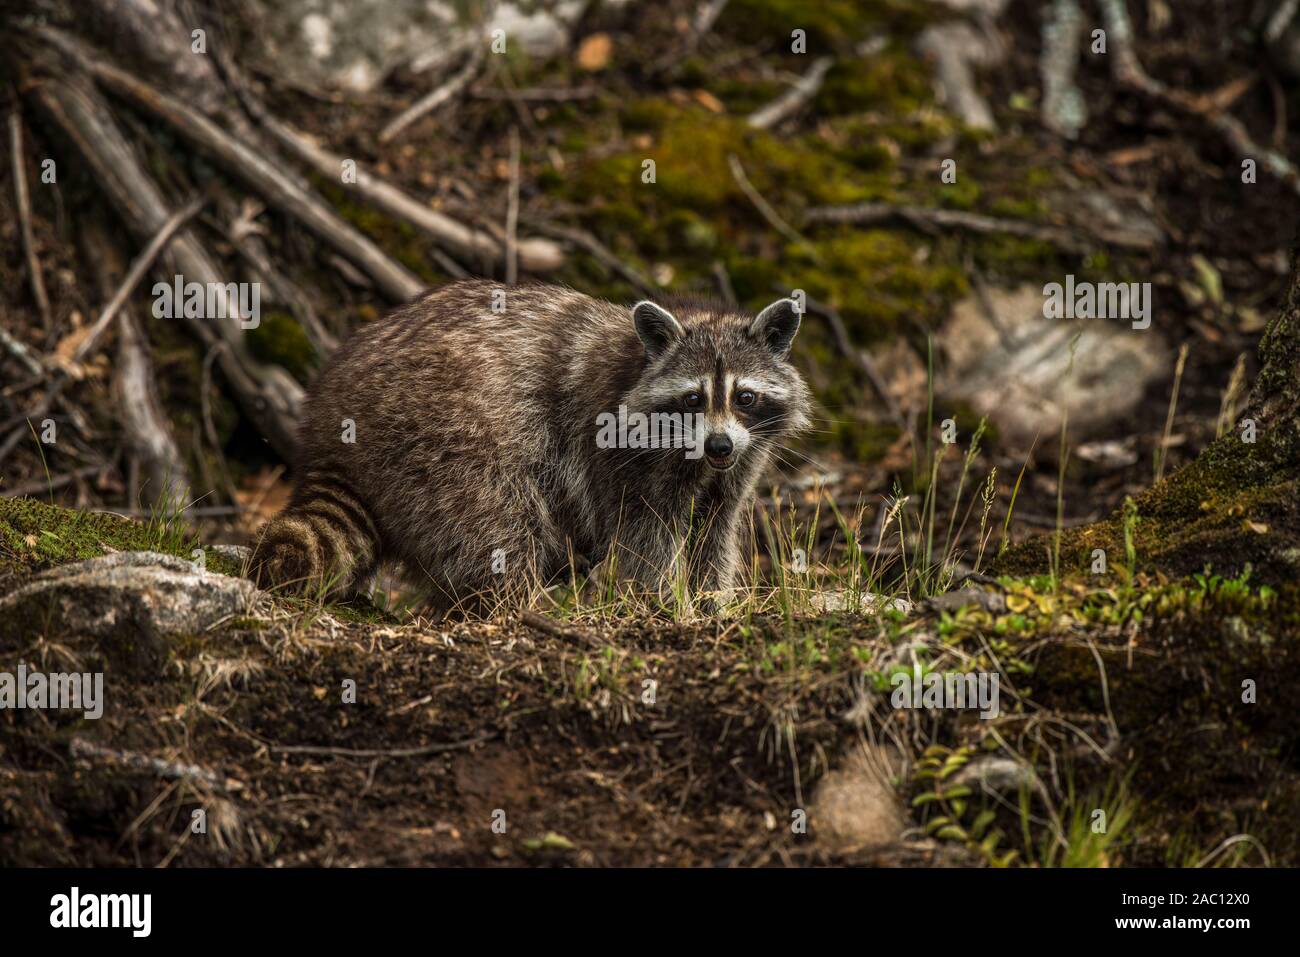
<box><xmin>693</xmin><ymin>588</ymin><xmax>738</xmax><ymax>618</ymax></box>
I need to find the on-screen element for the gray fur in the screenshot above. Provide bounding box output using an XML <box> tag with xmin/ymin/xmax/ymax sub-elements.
<box><xmin>251</xmin><ymin>280</ymin><xmax>811</xmax><ymax>612</ymax></box>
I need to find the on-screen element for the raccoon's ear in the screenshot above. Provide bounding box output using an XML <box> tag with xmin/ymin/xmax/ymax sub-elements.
<box><xmin>632</xmin><ymin>301</ymin><xmax>686</xmax><ymax>358</ymax></box>
<box><xmin>748</xmin><ymin>298</ymin><xmax>801</xmax><ymax>359</ymax></box>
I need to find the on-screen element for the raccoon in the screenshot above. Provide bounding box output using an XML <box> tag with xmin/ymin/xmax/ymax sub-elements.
<box><xmin>251</xmin><ymin>279</ymin><xmax>811</xmax><ymax>611</ymax></box>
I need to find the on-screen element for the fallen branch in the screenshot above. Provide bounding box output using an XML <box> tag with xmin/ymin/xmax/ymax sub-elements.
<box><xmin>469</xmin><ymin>85</ymin><xmax>599</xmax><ymax>101</ymax></box>
<box><xmin>523</xmin><ymin>220</ymin><xmax>658</xmax><ymax>295</ymax></box>
<box><xmin>1040</xmin><ymin>0</ymin><xmax>1087</xmax><ymax>139</ymax></box>
<box><xmin>693</xmin><ymin>0</ymin><xmax>731</xmax><ymax>38</ymax></box>
<box><xmin>37</xmin><ymin>26</ymin><xmax>425</xmax><ymax>302</ymax></box>
<box><xmin>916</xmin><ymin>21</ymin><xmax>1002</xmax><ymax>131</ymax></box>
<box><xmin>72</xmin><ymin>193</ymin><xmax>206</xmax><ymax>366</ymax></box>
<box><xmin>796</xmin><ymin>292</ymin><xmax>908</xmax><ymax>433</ymax></box>
<box><xmin>728</xmin><ymin>153</ymin><xmax>824</xmax><ymax>263</ymax></box>
<box><xmin>520</xmin><ymin>609</ymin><xmax>603</xmax><ymax>650</ymax></box>
<box><xmin>30</xmin><ymin>76</ymin><xmax>302</xmax><ymax>457</ymax></box>
<box><xmin>803</xmin><ymin>201</ymin><xmax>1153</xmax><ymax>253</ymax></box>
<box><xmin>380</xmin><ymin>42</ymin><xmax>485</xmax><ymax>144</ymax></box>
<box><xmin>0</xmin><ymin>197</ymin><xmax>200</xmax><ymax>476</ymax></box>
<box><xmin>8</xmin><ymin>109</ymin><xmax>52</xmax><ymax>331</ymax></box>
<box><xmin>1266</xmin><ymin>0</ymin><xmax>1300</xmax><ymax>44</ymax></box>
<box><xmin>505</xmin><ymin>125</ymin><xmax>521</xmax><ymax>285</ymax></box>
<box><xmin>1099</xmin><ymin>0</ymin><xmax>1300</xmax><ymax>199</ymax></box>
<box><xmin>83</xmin><ymin>223</ymin><xmax>191</xmax><ymax>510</ymax></box>
<box><xmin>748</xmin><ymin>56</ymin><xmax>833</xmax><ymax>130</ymax></box>
<box><xmin>255</xmin><ymin>112</ymin><xmax>565</xmax><ymax>274</ymax></box>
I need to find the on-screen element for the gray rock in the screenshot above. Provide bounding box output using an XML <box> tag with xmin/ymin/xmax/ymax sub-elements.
<box><xmin>922</xmin><ymin>586</ymin><xmax>1007</xmax><ymax>615</ymax></box>
<box><xmin>255</xmin><ymin>0</ymin><xmax>588</xmax><ymax>93</ymax></box>
<box><xmin>938</xmin><ymin>284</ymin><xmax>1170</xmax><ymax>450</ymax></box>
<box><xmin>810</xmin><ymin>589</ymin><xmax>913</xmax><ymax>615</ymax></box>
<box><xmin>949</xmin><ymin>756</ymin><xmax>1044</xmax><ymax>797</ymax></box>
<box><xmin>0</xmin><ymin>552</ymin><xmax>256</xmax><ymax>671</ymax></box>
<box><xmin>209</xmin><ymin>544</ymin><xmax>253</xmax><ymax>565</ymax></box>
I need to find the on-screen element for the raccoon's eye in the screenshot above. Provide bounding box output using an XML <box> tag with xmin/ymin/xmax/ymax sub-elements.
<box><xmin>736</xmin><ymin>389</ymin><xmax>757</xmax><ymax>407</ymax></box>
<box><xmin>683</xmin><ymin>391</ymin><xmax>703</xmax><ymax>410</ymax></box>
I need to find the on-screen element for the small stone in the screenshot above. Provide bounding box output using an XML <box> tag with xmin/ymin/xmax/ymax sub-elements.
<box><xmin>811</xmin><ymin>747</ymin><xmax>905</xmax><ymax>851</ymax></box>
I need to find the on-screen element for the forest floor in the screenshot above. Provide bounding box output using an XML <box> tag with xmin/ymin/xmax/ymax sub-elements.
<box><xmin>2</xmin><ymin>0</ymin><xmax>1300</xmax><ymax>866</ymax></box>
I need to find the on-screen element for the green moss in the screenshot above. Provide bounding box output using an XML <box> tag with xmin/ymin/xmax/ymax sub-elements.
<box><xmin>313</xmin><ymin>176</ymin><xmax>450</xmax><ymax>285</ymax></box>
<box><xmin>721</xmin><ymin>0</ymin><xmax>934</xmax><ymax>51</ymax></box>
<box><xmin>995</xmin><ymin>428</ymin><xmax>1300</xmax><ymax>586</ymax></box>
<box><xmin>0</xmin><ymin>496</ymin><xmax>241</xmax><ymax>578</ymax></box>
<box><xmin>565</xmin><ymin>105</ymin><xmax>873</xmax><ymax>223</ymax></box>
<box><xmin>247</xmin><ymin>310</ymin><xmax>318</xmax><ymax>382</ymax></box>
<box><xmin>787</xmin><ymin>229</ymin><xmax>969</xmax><ymax>341</ymax></box>
<box><xmin>940</xmin><ymin>176</ymin><xmax>982</xmax><ymax>211</ymax></box>
<box><xmin>814</xmin><ymin>48</ymin><xmax>932</xmax><ymax>117</ymax></box>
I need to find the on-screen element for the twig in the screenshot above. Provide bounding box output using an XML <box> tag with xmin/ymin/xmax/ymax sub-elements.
<box><xmin>255</xmin><ymin>112</ymin><xmax>564</xmax><ymax>273</ymax></box>
<box><xmin>524</xmin><ymin>220</ymin><xmax>659</xmax><ymax>295</ymax></box>
<box><xmin>38</xmin><ymin>27</ymin><xmax>425</xmax><ymax>301</ymax></box>
<box><xmin>30</xmin><ymin>75</ymin><xmax>302</xmax><ymax>457</ymax></box>
<box><xmin>272</xmin><ymin>730</ymin><xmax>496</xmax><ymax>759</ymax></box>
<box><xmin>712</xmin><ymin>260</ymin><xmax>738</xmax><ymax>307</ymax></box>
<box><xmin>1100</xmin><ymin>0</ymin><xmax>1300</xmax><ymax>198</ymax></box>
<box><xmin>797</xmin><ymin>292</ymin><xmax>908</xmax><ymax>433</ymax></box>
<box><xmin>0</xmin><ymin>380</ymin><xmax>64</xmax><ymax>467</ymax></box>
<box><xmin>8</xmin><ymin>109</ymin><xmax>52</xmax><ymax>331</ymax></box>
<box><xmin>0</xmin><ymin>326</ymin><xmax>44</xmax><ymax>378</ymax></box>
<box><xmin>505</xmin><ymin>125</ymin><xmax>520</xmax><ymax>285</ymax></box>
<box><xmin>218</xmin><ymin>196</ymin><xmax>338</xmax><ymax>355</ymax></box>
<box><xmin>1265</xmin><ymin>0</ymin><xmax>1300</xmax><ymax>44</ymax></box>
<box><xmin>71</xmin><ymin>737</ymin><xmax>229</xmax><ymax>791</ymax></box>
<box><xmin>72</xmin><ymin>193</ymin><xmax>206</xmax><ymax>365</ymax></box>
<box><xmin>380</xmin><ymin>42</ymin><xmax>485</xmax><ymax>144</ymax></box>
<box><xmin>727</xmin><ymin>154</ymin><xmax>823</xmax><ymax>263</ymax></box>
<box><xmin>519</xmin><ymin>609</ymin><xmax>603</xmax><ymax>650</ymax></box>
<box><xmin>748</xmin><ymin>56</ymin><xmax>833</xmax><ymax>129</ymax></box>
<box><xmin>804</xmin><ymin>201</ymin><xmax>1154</xmax><ymax>253</ymax></box>
<box><xmin>4</xmin><ymin>464</ymin><xmax>99</xmax><ymax>498</ymax></box>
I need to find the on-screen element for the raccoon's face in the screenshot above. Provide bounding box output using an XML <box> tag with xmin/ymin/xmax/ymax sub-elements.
<box><xmin>622</xmin><ymin>296</ymin><xmax>811</xmax><ymax>473</ymax></box>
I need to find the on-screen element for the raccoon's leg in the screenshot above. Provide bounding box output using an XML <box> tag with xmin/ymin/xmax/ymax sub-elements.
<box><xmin>603</xmin><ymin>518</ymin><xmax>682</xmax><ymax>596</ymax></box>
<box><xmin>688</xmin><ymin>502</ymin><xmax>744</xmax><ymax>602</ymax></box>
<box><xmin>250</xmin><ymin>472</ymin><xmax>380</xmax><ymax>596</ymax></box>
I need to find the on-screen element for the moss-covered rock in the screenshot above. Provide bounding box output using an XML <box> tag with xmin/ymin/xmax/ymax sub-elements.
<box><xmin>0</xmin><ymin>496</ymin><xmax>242</xmax><ymax>579</ymax></box>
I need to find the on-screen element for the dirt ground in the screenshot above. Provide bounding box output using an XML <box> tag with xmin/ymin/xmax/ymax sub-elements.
<box><xmin>4</xmin><ymin>1</ymin><xmax>1300</xmax><ymax>867</ymax></box>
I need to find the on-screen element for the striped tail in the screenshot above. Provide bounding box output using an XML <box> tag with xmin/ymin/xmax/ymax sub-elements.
<box><xmin>250</xmin><ymin>474</ymin><xmax>379</xmax><ymax>595</ymax></box>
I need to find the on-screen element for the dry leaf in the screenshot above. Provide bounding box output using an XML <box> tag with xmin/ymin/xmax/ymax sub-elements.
<box><xmin>576</xmin><ymin>33</ymin><xmax>612</xmax><ymax>71</ymax></box>
<box><xmin>235</xmin><ymin>466</ymin><xmax>291</xmax><ymax>529</ymax></box>
<box><xmin>692</xmin><ymin>89</ymin><xmax>725</xmax><ymax>113</ymax></box>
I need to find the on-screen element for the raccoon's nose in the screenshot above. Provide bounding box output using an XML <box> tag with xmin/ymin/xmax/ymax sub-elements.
<box><xmin>705</xmin><ymin>433</ymin><xmax>734</xmax><ymax>459</ymax></box>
